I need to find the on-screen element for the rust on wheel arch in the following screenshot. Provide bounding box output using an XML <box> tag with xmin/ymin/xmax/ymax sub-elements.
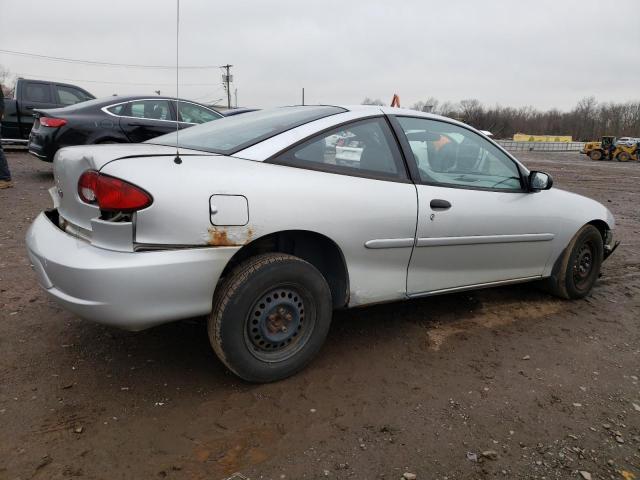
<box><xmin>207</xmin><ymin>226</ymin><xmax>254</xmax><ymax>247</ymax></box>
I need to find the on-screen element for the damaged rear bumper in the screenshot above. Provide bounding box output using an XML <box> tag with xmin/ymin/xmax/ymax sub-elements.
<box><xmin>25</xmin><ymin>210</ymin><xmax>239</xmax><ymax>331</ymax></box>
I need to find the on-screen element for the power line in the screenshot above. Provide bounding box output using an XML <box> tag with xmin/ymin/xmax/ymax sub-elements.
<box><xmin>14</xmin><ymin>72</ymin><xmax>219</xmax><ymax>87</ymax></box>
<box><xmin>191</xmin><ymin>87</ymin><xmax>225</xmax><ymax>102</ymax></box>
<box><xmin>0</xmin><ymin>48</ymin><xmax>222</xmax><ymax>70</ymax></box>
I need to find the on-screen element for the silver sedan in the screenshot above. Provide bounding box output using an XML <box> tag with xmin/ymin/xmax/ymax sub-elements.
<box><xmin>26</xmin><ymin>105</ymin><xmax>618</xmax><ymax>382</ymax></box>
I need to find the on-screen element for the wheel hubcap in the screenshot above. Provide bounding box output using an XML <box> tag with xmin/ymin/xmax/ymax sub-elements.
<box><xmin>246</xmin><ymin>287</ymin><xmax>311</xmax><ymax>362</ymax></box>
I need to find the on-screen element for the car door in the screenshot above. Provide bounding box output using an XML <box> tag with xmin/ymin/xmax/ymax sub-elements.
<box><xmin>390</xmin><ymin>115</ymin><xmax>556</xmax><ymax>295</ymax></box>
<box><xmin>270</xmin><ymin>116</ymin><xmax>418</xmax><ymax>305</ymax></box>
<box><xmin>119</xmin><ymin>99</ymin><xmax>177</xmax><ymax>142</ymax></box>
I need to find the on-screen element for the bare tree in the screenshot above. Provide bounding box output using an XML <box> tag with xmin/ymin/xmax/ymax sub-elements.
<box><xmin>459</xmin><ymin>99</ymin><xmax>483</xmax><ymax>126</ymax></box>
<box><xmin>411</xmin><ymin>97</ymin><xmax>439</xmax><ymax>113</ymax></box>
<box><xmin>361</xmin><ymin>97</ymin><xmax>385</xmax><ymax>106</ymax></box>
<box><xmin>437</xmin><ymin>101</ymin><xmax>460</xmax><ymax>118</ymax></box>
<box><xmin>401</xmin><ymin>95</ymin><xmax>640</xmax><ymax>140</ymax></box>
<box><xmin>0</xmin><ymin>65</ymin><xmax>16</xmax><ymax>97</ymax></box>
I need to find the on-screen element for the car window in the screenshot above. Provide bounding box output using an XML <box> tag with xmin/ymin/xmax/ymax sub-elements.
<box><xmin>148</xmin><ymin>106</ymin><xmax>346</xmax><ymax>155</ymax></box>
<box><xmin>274</xmin><ymin>117</ymin><xmax>406</xmax><ymax>180</ymax></box>
<box><xmin>106</xmin><ymin>104</ymin><xmax>125</xmax><ymax>116</ymax></box>
<box><xmin>128</xmin><ymin>100</ymin><xmax>172</xmax><ymax>121</ymax></box>
<box><xmin>55</xmin><ymin>85</ymin><xmax>92</xmax><ymax>106</ymax></box>
<box><xmin>177</xmin><ymin>102</ymin><xmax>221</xmax><ymax>124</ymax></box>
<box><xmin>23</xmin><ymin>82</ymin><xmax>52</xmax><ymax>103</ymax></box>
<box><xmin>396</xmin><ymin>116</ymin><xmax>522</xmax><ymax>190</ymax></box>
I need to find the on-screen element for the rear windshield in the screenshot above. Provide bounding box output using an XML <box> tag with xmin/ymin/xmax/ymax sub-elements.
<box><xmin>147</xmin><ymin>106</ymin><xmax>346</xmax><ymax>155</ymax></box>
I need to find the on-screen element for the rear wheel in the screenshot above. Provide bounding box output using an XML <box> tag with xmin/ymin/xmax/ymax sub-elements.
<box><xmin>208</xmin><ymin>253</ymin><xmax>332</xmax><ymax>382</ymax></box>
<box><xmin>545</xmin><ymin>225</ymin><xmax>603</xmax><ymax>299</ymax></box>
<box><xmin>617</xmin><ymin>151</ymin><xmax>631</xmax><ymax>162</ymax></box>
<box><xmin>589</xmin><ymin>150</ymin><xmax>603</xmax><ymax>161</ymax></box>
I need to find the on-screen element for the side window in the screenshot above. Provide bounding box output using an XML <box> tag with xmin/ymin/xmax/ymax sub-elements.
<box><xmin>106</xmin><ymin>104</ymin><xmax>125</xmax><ymax>116</ymax></box>
<box><xmin>396</xmin><ymin>116</ymin><xmax>522</xmax><ymax>190</ymax></box>
<box><xmin>55</xmin><ymin>85</ymin><xmax>92</xmax><ymax>106</ymax></box>
<box><xmin>23</xmin><ymin>82</ymin><xmax>52</xmax><ymax>103</ymax></box>
<box><xmin>128</xmin><ymin>100</ymin><xmax>172</xmax><ymax>121</ymax></box>
<box><xmin>177</xmin><ymin>102</ymin><xmax>221</xmax><ymax>124</ymax></box>
<box><xmin>275</xmin><ymin>118</ymin><xmax>406</xmax><ymax>180</ymax></box>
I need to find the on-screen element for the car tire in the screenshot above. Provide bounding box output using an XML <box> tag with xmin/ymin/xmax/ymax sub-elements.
<box><xmin>208</xmin><ymin>253</ymin><xmax>333</xmax><ymax>382</ymax></box>
<box><xmin>589</xmin><ymin>150</ymin><xmax>602</xmax><ymax>161</ymax></box>
<box><xmin>545</xmin><ymin>225</ymin><xmax>603</xmax><ymax>299</ymax></box>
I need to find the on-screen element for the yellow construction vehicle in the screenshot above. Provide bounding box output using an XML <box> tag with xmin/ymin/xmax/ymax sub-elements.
<box><xmin>582</xmin><ymin>136</ymin><xmax>639</xmax><ymax>161</ymax></box>
<box><xmin>615</xmin><ymin>144</ymin><xmax>638</xmax><ymax>162</ymax></box>
<box><xmin>582</xmin><ymin>136</ymin><xmax>615</xmax><ymax>160</ymax></box>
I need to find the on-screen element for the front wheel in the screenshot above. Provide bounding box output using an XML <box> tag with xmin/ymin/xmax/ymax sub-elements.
<box><xmin>617</xmin><ymin>151</ymin><xmax>630</xmax><ymax>162</ymax></box>
<box><xmin>545</xmin><ymin>225</ymin><xmax>603</xmax><ymax>299</ymax></box>
<box><xmin>208</xmin><ymin>253</ymin><xmax>333</xmax><ymax>382</ymax></box>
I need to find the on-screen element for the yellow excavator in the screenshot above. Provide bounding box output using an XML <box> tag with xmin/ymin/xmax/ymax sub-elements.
<box><xmin>582</xmin><ymin>136</ymin><xmax>639</xmax><ymax>162</ymax></box>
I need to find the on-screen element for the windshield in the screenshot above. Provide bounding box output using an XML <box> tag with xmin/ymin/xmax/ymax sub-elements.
<box><xmin>147</xmin><ymin>106</ymin><xmax>346</xmax><ymax>155</ymax></box>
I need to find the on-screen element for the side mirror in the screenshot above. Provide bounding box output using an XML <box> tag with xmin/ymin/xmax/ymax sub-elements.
<box><xmin>529</xmin><ymin>171</ymin><xmax>553</xmax><ymax>191</ymax></box>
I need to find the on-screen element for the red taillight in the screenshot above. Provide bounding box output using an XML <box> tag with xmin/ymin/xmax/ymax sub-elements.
<box><xmin>40</xmin><ymin>117</ymin><xmax>67</xmax><ymax>128</ymax></box>
<box><xmin>77</xmin><ymin>170</ymin><xmax>152</xmax><ymax>212</ymax></box>
<box><xmin>96</xmin><ymin>175</ymin><xmax>152</xmax><ymax>211</ymax></box>
<box><xmin>78</xmin><ymin>170</ymin><xmax>99</xmax><ymax>203</ymax></box>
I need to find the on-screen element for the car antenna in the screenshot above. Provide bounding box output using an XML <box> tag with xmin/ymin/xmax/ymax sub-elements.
<box><xmin>174</xmin><ymin>0</ymin><xmax>182</xmax><ymax>165</ymax></box>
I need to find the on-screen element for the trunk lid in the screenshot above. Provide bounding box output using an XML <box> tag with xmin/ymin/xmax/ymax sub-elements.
<box><xmin>53</xmin><ymin>144</ymin><xmax>212</xmax><ymax>233</ymax></box>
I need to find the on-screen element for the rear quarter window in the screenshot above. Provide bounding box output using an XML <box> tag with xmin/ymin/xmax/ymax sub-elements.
<box><xmin>23</xmin><ymin>82</ymin><xmax>52</xmax><ymax>103</ymax></box>
<box><xmin>55</xmin><ymin>85</ymin><xmax>93</xmax><ymax>106</ymax></box>
<box><xmin>106</xmin><ymin>104</ymin><xmax>125</xmax><ymax>116</ymax></box>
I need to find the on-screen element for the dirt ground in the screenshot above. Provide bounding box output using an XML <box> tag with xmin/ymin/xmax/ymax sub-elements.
<box><xmin>0</xmin><ymin>150</ymin><xmax>639</xmax><ymax>480</ymax></box>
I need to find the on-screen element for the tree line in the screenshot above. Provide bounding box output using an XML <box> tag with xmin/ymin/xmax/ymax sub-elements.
<box><xmin>0</xmin><ymin>66</ymin><xmax>15</xmax><ymax>96</ymax></box>
<box><xmin>362</xmin><ymin>96</ymin><xmax>640</xmax><ymax>141</ymax></box>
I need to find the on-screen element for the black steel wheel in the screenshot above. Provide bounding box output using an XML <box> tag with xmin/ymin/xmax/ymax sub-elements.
<box><xmin>209</xmin><ymin>253</ymin><xmax>332</xmax><ymax>382</ymax></box>
<box><xmin>244</xmin><ymin>285</ymin><xmax>315</xmax><ymax>362</ymax></box>
<box><xmin>572</xmin><ymin>240</ymin><xmax>595</xmax><ymax>290</ymax></box>
<box><xmin>545</xmin><ymin>225</ymin><xmax>603</xmax><ymax>299</ymax></box>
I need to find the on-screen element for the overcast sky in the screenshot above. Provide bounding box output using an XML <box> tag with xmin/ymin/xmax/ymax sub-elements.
<box><xmin>1</xmin><ymin>0</ymin><xmax>638</xmax><ymax>110</ymax></box>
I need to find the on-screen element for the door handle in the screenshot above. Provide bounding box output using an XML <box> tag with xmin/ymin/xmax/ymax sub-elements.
<box><xmin>25</xmin><ymin>105</ymin><xmax>34</xmax><ymax>110</ymax></box>
<box><xmin>430</xmin><ymin>199</ymin><xmax>451</xmax><ymax>210</ymax></box>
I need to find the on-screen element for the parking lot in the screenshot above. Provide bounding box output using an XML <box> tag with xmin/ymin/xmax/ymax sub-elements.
<box><xmin>0</xmin><ymin>150</ymin><xmax>638</xmax><ymax>479</ymax></box>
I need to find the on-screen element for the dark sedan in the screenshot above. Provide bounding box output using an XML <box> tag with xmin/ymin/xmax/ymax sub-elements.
<box><xmin>28</xmin><ymin>95</ymin><xmax>223</xmax><ymax>162</ymax></box>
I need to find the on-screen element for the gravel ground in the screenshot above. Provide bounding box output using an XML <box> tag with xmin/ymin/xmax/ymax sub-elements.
<box><xmin>0</xmin><ymin>150</ymin><xmax>638</xmax><ymax>480</ymax></box>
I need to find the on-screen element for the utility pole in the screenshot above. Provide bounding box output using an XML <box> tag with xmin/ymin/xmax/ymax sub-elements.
<box><xmin>234</xmin><ymin>88</ymin><xmax>238</xmax><ymax>108</ymax></box>
<box><xmin>302</xmin><ymin>87</ymin><xmax>305</xmax><ymax>106</ymax></box>
<box><xmin>221</xmin><ymin>64</ymin><xmax>233</xmax><ymax>109</ymax></box>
